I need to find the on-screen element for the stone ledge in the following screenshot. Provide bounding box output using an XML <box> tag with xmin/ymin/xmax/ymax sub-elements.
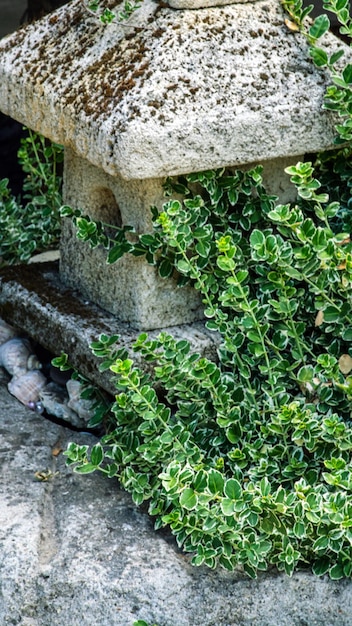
<box><xmin>167</xmin><ymin>0</ymin><xmax>258</xmax><ymax>8</ymax></box>
<box><xmin>0</xmin><ymin>261</ymin><xmax>220</xmax><ymax>394</ymax></box>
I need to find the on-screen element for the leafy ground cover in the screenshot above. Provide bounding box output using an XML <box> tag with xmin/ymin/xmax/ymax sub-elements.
<box><xmin>61</xmin><ymin>2</ymin><xmax>352</xmax><ymax>580</ymax></box>
<box><xmin>64</xmin><ymin>156</ymin><xmax>352</xmax><ymax>579</ymax></box>
<box><xmin>0</xmin><ymin>129</ymin><xmax>63</xmax><ymax>267</ymax></box>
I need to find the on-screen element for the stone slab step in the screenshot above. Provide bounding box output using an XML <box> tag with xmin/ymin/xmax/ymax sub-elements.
<box><xmin>0</xmin><ymin>261</ymin><xmax>219</xmax><ymax>394</ymax></box>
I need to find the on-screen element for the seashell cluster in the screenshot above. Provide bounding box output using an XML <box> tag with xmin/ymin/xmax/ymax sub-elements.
<box><xmin>39</xmin><ymin>382</ymin><xmax>87</xmax><ymax>429</ymax></box>
<box><xmin>0</xmin><ymin>316</ymin><xmax>97</xmax><ymax>429</ymax></box>
<box><xmin>8</xmin><ymin>370</ymin><xmax>47</xmax><ymax>405</ymax></box>
<box><xmin>0</xmin><ymin>328</ymin><xmax>46</xmax><ymax>409</ymax></box>
<box><xmin>0</xmin><ymin>338</ymin><xmax>42</xmax><ymax>378</ymax></box>
<box><xmin>66</xmin><ymin>379</ymin><xmax>96</xmax><ymax>423</ymax></box>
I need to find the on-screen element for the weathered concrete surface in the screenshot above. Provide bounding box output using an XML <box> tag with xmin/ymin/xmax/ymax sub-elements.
<box><xmin>1</xmin><ymin>384</ymin><xmax>352</xmax><ymax>626</ymax></box>
<box><xmin>61</xmin><ymin>149</ymin><xmax>204</xmax><ymax>329</ymax></box>
<box><xmin>0</xmin><ymin>261</ymin><xmax>220</xmax><ymax>393</ymax></box>
<box><xmin>167</xmin><ymin>0</ymin><xmax>259</xmax><ymax>9</ymax></box>
<box><xmin>0</xmin><ymin>0</ymin><xmax>348</xmax><ymax>180</ymax></box>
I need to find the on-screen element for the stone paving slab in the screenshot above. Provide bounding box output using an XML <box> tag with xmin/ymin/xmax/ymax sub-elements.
<box><xmin>1</xmin><ymin>384</ymin><xmax>352</xmax><ymax>626</ymax></box>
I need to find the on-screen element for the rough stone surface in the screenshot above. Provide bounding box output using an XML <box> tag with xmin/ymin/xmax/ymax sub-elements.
<box><xmin>0</xmin><ymin>261</ymin><xmax>220</xmax><ymax>394</ymax></box>
<box><xmin>167</xmin><ymin>0</ymin><xmax>258</xmax><ymax>10</ymax></box>
<box><xmin>1</xmin><ymin>384</ymin><xmax>352</xmax><ymax>625</ymax></box>
<box><xmin>0</xmin><ymin>0</ymin><xmax>348</xmax><ymax>180</ymax></box>
<box><xmin>61</xmin><ymin>148</ymin><xmax>204</xmax><ymax>328</ymax></box>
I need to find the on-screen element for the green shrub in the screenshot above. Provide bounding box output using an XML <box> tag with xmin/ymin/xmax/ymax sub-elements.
<box><xmin>282</xmin><ymin>0</ymin><xmax>352</xmax><ymax>142</ymax></box>
<box><xmin>85</xmin><ymin>0</ymin><xmax>141</xmax><ymax>23</ymax></box>
<box><xmin>64</xmin><ymin>159</ymin><xmax>352</xmax><ymax>579</ymax></box>
<box><xmin>62</xmin><ymin>0</ymin><xmax>352</xmax><ymax>579</ymax></box>
<box><xmin>0</xmin><ymin>129</ymin><xmax>63</xmax><ymax>267</ymax></box>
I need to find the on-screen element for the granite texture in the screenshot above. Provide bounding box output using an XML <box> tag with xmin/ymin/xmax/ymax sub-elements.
<box><xmin>0</xmin><ymin>0</ymin><xmax>347</xmax><ymax>180</ymax></box>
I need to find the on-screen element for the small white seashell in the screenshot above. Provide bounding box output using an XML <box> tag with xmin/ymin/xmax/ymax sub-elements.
<box><xmin>0</xmin><ymin>318</ymin><xmax>17</xmax><ymax>347</ymax></box>
<box><xmin>8</xmin><ymin>370</ymin><xmax>47</xmax><ymax>405</ymax></box>
<box><xmin>0</xmin><ymin>338</ymin><xmax>42</xmax><ymax>377</ymax></box>
<box><xmin>27</xmin><ymin>354</ymin><xmax>42</xmax><ymax>371</ymax></box>
<box><xmin>39</xmin><ymin>382</ymin><xmax>86</xmax><ymax>428</ymax></box>
<box><xmin>66</xmin><ymin>379</ymin><xmax>96</xmax><ymax>423</ymax></box>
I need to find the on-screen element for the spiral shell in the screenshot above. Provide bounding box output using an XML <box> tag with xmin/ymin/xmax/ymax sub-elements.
<box><xmin>39</xmin><ymin>382</ymin><xmax>86</xmax><ymax>428</ymax></box>
<box><xmin>66</xmin><ymin>379</ymin><xmax>96</xmax><ymax>423</ymax></box>
<box><xmin>0</xmin><ymin>319</ymin><xmax>17</xmax><ymax>347</ymax></box>
<box><xmin>8</xmin><ymin>370</ymin><xmax>47</xmax><ymax>405</ymax></box>
<box><xmin>0</xmin><ymin>338</ymin><xmax>42</xmax><ymax>377</ymax></box>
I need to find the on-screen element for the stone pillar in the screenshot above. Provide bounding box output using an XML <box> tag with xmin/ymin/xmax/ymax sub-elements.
<box><xmin>61</xmin><ymin>149</ymin><xmax>204</xmax><ymax>330</ymax></box>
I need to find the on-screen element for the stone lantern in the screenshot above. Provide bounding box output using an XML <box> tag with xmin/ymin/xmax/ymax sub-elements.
<box><xmin>0</xmin><ymin>0</ymin><xmax>348</xmax><ymax>387</ymax></box>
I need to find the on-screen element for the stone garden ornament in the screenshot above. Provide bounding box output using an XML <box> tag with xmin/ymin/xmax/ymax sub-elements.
<box><xmin>0</xmin><ymin>0</ymin><xmax>349</xmax><ymax>332</ymax></box>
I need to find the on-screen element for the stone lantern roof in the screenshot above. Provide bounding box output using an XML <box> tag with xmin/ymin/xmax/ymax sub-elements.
<box><xmin>0</xmin><ymin>0</ymin><xmax>347</xmax><ymax>181</ymax></box>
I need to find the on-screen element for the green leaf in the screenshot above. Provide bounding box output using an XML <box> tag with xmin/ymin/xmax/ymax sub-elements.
<box><xmin>140</xmin><ymin>234</ymin><xmax>158</xmax><ymax>246</ymax></box>
<box><xmin>220</xmin><ymin>499</ymin><xmax>236</xmax><ymax>516</ymax></box>
<box><xmin>250</xmin><ymin>229</ymin><xmax>266</xmax><ymax>249</ymax></box>
<box><xmin>310</xmin><ymin>47</ymin><xmax>328</xmax><ymax>67</ymax></box>
<box><xmin>284</xmin><ymin>266</ymin><xmax>302</xmax><ymax>280</ymax></box>
<box><xmin>107</xmin><ymin>244</ymin><xmax>125</xmax><ymax>264</ymax></box>
<box><xmin>90</xmin><ymin>443</ymin><xmax>104</xmax><ymax>466</ymax></box>
<box><xmin>342</xmin><ymin>327</ymin><xmax>352</xmax><ymax>341</ymax></box>
<box><xmin>330</xmin><ymin>49</ymin><xmax>345</xmax><ymax>65</ymax></box>
<box><xmin>260</xmin><ymin>477</ymin><xmax>271</xmax><ymax>497</ymax></box>
<box><xmin>323</xmin><ymin>306</ymin><xmax>340</xmax><ymax>323</ymax></box>
<box><xmin>218</xmin><ymin>555</ymin><xmax>235</xmax><ymax>571</ymax></box>
<box><xmin>293</xmin><ymin>521</ymin><xmax>306</xmax><ymax>539</ymax></box>
<box><xmin>207</xmin><ymin>469</ymin><xmax>225</xmax><ymax>495</ymax></box>
<box><xmin>224</xmin><ymin>478</ymin><xmax>242</xmax><ymax>500</ymax></box>
<box><xmin>329</xmin><ymin>563</ymin><xmax>345</xmax><ymax>580</ymax></box>
<box><xmin>313</xmin><ymin>558</ymin><xmax>330</xmax><ymax>577</ymax></box>
<box><xmin>158</xmin><ymin>258</ymin><xmax>173</xmax><ymax>278</ymax></box>
<box><xmin>297</xmin><ymin>365</ymin><xmax>314</xmax><ymax>383</ymax></box>
<box><xmin>180</xmin><ymin>488</ymin><xmax>198</xmax><ymax>510</ymax></box>
<box><xmin>176</xmin><ymin>259</ymin><xmax>190</xmax><ymax>274</ymax></box>
<box><xmin>313</xmin><ymin>536</ymin><xmax>329</xmax><ymax>553</ymax></box>
<box><xmin>309</xmin><ymin>14</ymin><xmax>330</xmax><ymax>40</ymax></box>
<box><xmin>217</xmin><ymin>256</ymin><xmax>236</xmax><ymax>272</ymax></box>
<box><xmin>195</xmin><ymin>240</ymin><xmax>211</xmax><ymax>258</ymax></box>
<box><xmin>284</xmin><ymin>560</ymin><xmax>295</xmax><ymax>576</ymax></box>
<box><xmin>243</xmin><ymin>562</ymin><xmax>257</xmax><ymax>579</ymax></box>
<box><xmin>236</xmin><ymin>270</ymin><xmax>249</xmax><ymax>284</ymax></box>
<box><xmin>343</xmin><ymin>64</ymin><xmax>352</xmax><ymax>85</ymax></box>
<box><xmin>255</xmin><ymin>540</ymin><xmax>272</xmax><ymax>556</ymax></box>
<box><xmin>51</xmin><ymin>353</ymin><xmax>71</xmax><ymax>371</ymax></box>
<box><xmin>74</xmin><ymin>463</ymin><xmax>98</xmax><ymax>474</ymax></box>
